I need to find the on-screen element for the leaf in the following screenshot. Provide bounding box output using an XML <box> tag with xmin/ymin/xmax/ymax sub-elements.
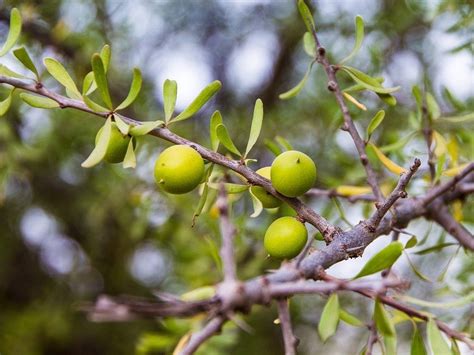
<box><xmin>450</xmin><ymin>339</ymin><xmax>461</xmax><ymax>355</ymax></box>
<box><xmin>414</xmin><ymin>242</ymin><xmax>456</xmax><ymax>255</ymax></box>
<box><xmin>0</xmin><ymin>8</ymin><xmax>22</xmax><ymax>57</ymax></box>
<box><xmin>275</xmin><ymin>136</ymin><xmax>293</xmax><ymax>151</ymax></box>
<box><xmin>384</xmin><ymin>335</ymin><xmax>397</xmax><ymax>355</ymax></box>
<box><xmin>432</xmin><ymin>131</ymin><xmax>447</xmax><ymax>157</ymax></box>
<box><xmin>373</xmin><ymin>300</ymin><xmax>395</xmax><ymax>336</ymax></box>
<box><xmin>437</xmin><ymin>112</ymin><xmax>474</xmax><ymax>123</ymax></box>
<box><xmin>442</xmin><ymin>163</ymin><xmax>470</xmax><ymax>177</ymax></box>
<box><xmin>405</xmin><ymin>252</ymin><xmax>432</xmax><ymax>282</ymax></box>
<box><xmin>279</xmin><ymin>62</ymin><xmax>313</xmax><ymax>100</ymax></box>
<box><xmin>397</xmin><ymin>293</ymin><xmax>474</xmax><ymax>309</ymax></box>
<box><xmin>426</xmin><ymin>93</ymin><xmax>440</xmax><ymax>120</ymax></box>
<box><xmin>341</xmin><ymin>66</ymin><xmax>400</xmax><ymax>94</ymax></box>
<box><xmin>91</xmin><ymin>53</ymin><xmax>113</xmax><ymax>109</ymax></box>
<box><xmin>82</xmin><ymin>71</ymin><xmax>96</xmax><ymax>95</ymax></box>
<box><xmin>81</xmin><ymin>117</ymin><xmax>112</xmax><ymax>168</ymax></box>
<box><xmin>0</xmin><ymin>89</ymin><xmax>13</xmax><ymax>116</ymax></box>
<box><xmin>249</xmin><ymin>188</ymin><xmax>263</xmax><ymax>218</ymax></box>
<box><xmin>339</xmin><ymin>308</ymin><xmax>364</xmax><ymax>327</ymax></box>
<box><xmin>13</xmin><ymin>47</ymin><xmax>39</xmax><ymax>80</ymax></box>
<box><xmin>366</xmin><ymin>110</ymin><xmax>386</xmax><ymax>140</ymax></box>
<box><xmin>442</xmin><ymin>87</ymin><xmax>464</xmax><ymax>111</ymax></box>
<box><xmin>446</xmin><ymin>135</ymin><xmax>459</xmax><ymax>165</ymax></box>
<box><xmin>377</xmin><ymin>93</ymin><xmax>397</xmax><ymax>106</ymax></box>
<box><xmin>303</xmin><ymin>32</ymin><xmax>316</xmax><ymax>57</ymax></box>
<box><xmin>114</xmin><ymin>114</ymin><xmax>129</xmax><ymax>135</ymax></box>
<box><xmin>354</xmin><ymin>241</ymin><xmax>403</xmax><ymax>278</ymax></box>
<box><xmin>129</xmin><ymin>120</ymin><xmax>164</xmax><ymax>137</ymax></box>
<box><xmin>43</xmin><ymin>57</ymin><xmax>81</xmax><ymax>99</ymax></box>
<box><xmin>410</xmin><ymin>326</ymin><xmax>427</xmax><ymax>355</ymax></box>
<box><xmin>434</xmin><ymin>153</ymin><xmax>446</xmax><ymax>183</ymax></box>
<box><xmin>116</xmin><ymin>68</ymin><xmax>142</xmax><ymax>110</ymax></box>
<box><xmin>244</xmin><ymin>99</ymin><xmax>263</xmax><ymax>157</ymax></box>
<box><xmin>83</xmin><ymin>95</ymin><xmax>110</xmax><ymax>113</ymax></box>
<box><xmin>297</xmin><ymin>0</ymin><xmax>316</xmax><ymax>33</ymax></box>
<box><xmin>335</xmin><ymin>185</ymin><xmax>372</xmax><ymax>196</ymax></box>
<box><xmin>207</xmin><ymin>183</ymin><xmax>249</xmax><ymax>194</ymax></box>
<box><xmin>216</xmin><ymin>124</ymin><xmax>241</xmax><ymax>156</ymax></box>
<box><xmin>380</xmin><ymin>131</ymin><xmax>417</xmax><ymax>153</ymax></box>
<box><xmin>369</xmin><ymin>143</ymin><xmax>407</xmax><ymax>175</ymax></box>
<box><xmin>19</xmin><ymin>93</ymin><xmax>59</xmax><ymax>109</ymax></box>
<box><xmin>173</xmin><ymin>80</ymin><xmax>221</xmax><ymax>122</ymax></box>
<box><xmin>122</xmin><ymin>138</ymin><xmax>136</xmax><ymax>169</ymax></box>
<box><xmin>192</xmin><ymin>165</ymin><xmax>214</xmax><ymax>226</ymax></box>
<box><xmin>412</xmin><ymin>85</ymin><xmax>423</xmax><ymax>111</ymax></box>
<box><xmin>180</xmin><ymin>286</ymin><xmax>215</xmax><ymax>302</ymax></box>
<box><xmin>342</xmin><ymin>92</ymin><xmax>367</xmax><ymax>111</ymax></box>
<box><xmin>340</xmin><ymin>15</ymin><xmax>364</xmax><ymax>64</ymax></box>
<box><xmin>0</xmin><ymin>64</ymin><xmax>28</xmax><ymax>79</ymax></box>
<box><xmin>427</xmin><ymin>319</ymin><xmax>451</xmax><ymax>355</ymax></box>
<box><xmin>209</xmin><ymin>110</ymin><xmax>223</xmax><ymax>152</ymax></box>
<box><xmin>100</xmin><ymin>44</ymin><xmax>111</xmax><ymax>72</ymax></box>
<box><xmin>264</xmin><ymin>139</ymin><xmax>282</xmax><ymax>156</ymax></box>
<box><xmin>405</xmin><ymin>235</ymin><xmax>418</xmax><ymax>249</ymax></box>
<box><xmin>163</xmin><ymin>79</ymin><xmax>177</xmax><ymax>123</ymax></box>
<box><xmin>318</xmin><ymin>294</ymin><xmax>340</xmax><ymax>342</ymax></box>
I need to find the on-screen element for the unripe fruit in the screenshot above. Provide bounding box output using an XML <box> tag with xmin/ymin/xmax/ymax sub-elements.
<box><xmin>154</xmin><ymin>145</ymin><xmax>205</xmax><ymax>194</ymax></box>
<box><xmin>271</xmin><ymin>150</ymin><xmax>316</xmax><ymax>197</ymax></box>
<box><xmin>96</xmin><ymin>122</ymin><xmax>131</xmax><ymax>163</ymax></box>
<box><xmin>264</xmin><ymin>216</ymin><xmax>307</xmax><ymax>259</ymax></box>
<box><xmin>250</xmin><ymin>167</ymin><xmax>282</xmax><ymax>209</ymax></box>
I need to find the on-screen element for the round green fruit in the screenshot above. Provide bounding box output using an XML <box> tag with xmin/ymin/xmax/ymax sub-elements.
<box><xmin>95</xmin><ymin>122</ymin><xmax>131</xmax><ymax>163</ymax></box>
<box><xmin>154</xmin><ymin>145</ymin><xmax>205</xmax><ymax>194</ymax></box>
<box><xmin>271</xmin><ymin>150</ymin><xmax>316</xmax><ymax>197</ymax></box>
<box><xmin>264</xmin><ymin>216</ymin><xmax>308</xmax><ymax>259</ymax></box>
<box><xmin>250</xmin><ymin>167</ymin><xmax>282</xmax><ymax>209</ymax></box>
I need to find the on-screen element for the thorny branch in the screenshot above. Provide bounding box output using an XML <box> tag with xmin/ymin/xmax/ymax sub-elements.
<box><xmin>179</xmin><ymin>316</ymin><xmax>226</xmax><ymax>355</ymax></box>
<box><xmin>276</xmin><ymin>299</ymin><xmax>298</xmax><ymax>355</ymax></box>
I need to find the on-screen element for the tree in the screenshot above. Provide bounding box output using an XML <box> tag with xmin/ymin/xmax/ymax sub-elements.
<box><xmin>0</xmin><ymin>1</ymin><xmax>473</xmax><ymax>354</ymax></box>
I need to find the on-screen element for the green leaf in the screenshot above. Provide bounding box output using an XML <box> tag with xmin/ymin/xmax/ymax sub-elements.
<box><xmin>366</xmin><ymin>110</ymin><xmax>385</xmax><ymax>140</ymax></box>
<box><xmin>384</xmin><ymin>335</ymin><xmax>397</xmax><ymax>355</ymax></box>
<box><xmin>13</xmin><ymin>47</ymin><xmax>39</xmax><ymax>80</ymax></box>
<box><xmin>340</xmin><ymin>15</ymin><xmax>364</xmax><ymax>64</ymax></box>
<box><xmin>173</xmin><ymin>80</ymin><xmax>221</xmax><ymax>122</ymax></box>
<box><xmin>91</xmin><ymin>53</ymin><xmax>113</xmax><ymax>109</ymax></box>
<box><xmin>249</xmin><ymin>188</ymin><xmax>263</xmax><ymax>218</ymax></box>
<box><xmin>0</xmin><ymin>89</ymin><xmax>13</xmax><ymax>116</ymax></box>
<box><xmin>244</xmin><ymin>98</ymin><xmax>263</xmax><ymax>157</ymax></box>
<box><xmin>279</xmin><ymin>62</ymin><xmax>313</xmax><ymax>100</ymax></box>
<box><xmin>264</xmin><ymin>139</ymin><xmax>282</xmax><ymax>156</ymax></box>
<box><xmin>380</xmin><ymin>132</ymin><xmax>418</xmax><ymax>153</ymax></box>
<box><xmin>114</xmin><ymin>114</ymin><xmax>130</xmax><ymax>135</ymax></box>
<box><xmin>450</xmin><ymin>339</ymin><xmax>461</xmax><ymax>355</ymax></box>
<box><xmin>81</xmin><ymin>117</ymin><xmax>112</xmax><ymax>168</ymax></box>
<box><xmin>83</xmin><ymin>95</ymin><xmax>110</xmax><ymax>113</ymax></box>
<box><xmin>341</xmin><ymin>66</ymin><xmax>400</xmax><ymax>94</ymax></box>
<box><xmin>0</xmin><ymin>64</ymin><xmax>28</xmax><ymax>79</ymax></box>
<box><xmin>427</xmin><ymin>319</ymin><xmax>451</xmax><ymax>355</ymax></box>
<box><xmin>437</xmin><ymin>112</ymin><xmax>474</xmax><ymax>123</ymax></box>
<box><xmin>163</xmin><ymin>79</ymin><xmax>177</xmax><ymax>123</ymax></box>
<box><xmin>373</xmin><ymin>300</ymin><xmax>395</xmax><ymax>336</ymax></box>
<box><xmin>19</xmin><ymin>93</ymin><xmax>59</xmax><ymax>109</ymax></box>
<box><xmin>275</xmin><ymin>136</ymin><xmax>293</xmax><ymax>151</ymax></box>
<box><xmin>82</xmin><ymin>71</ymin><xmax>96</xmax><ymax>95</ymax></box>
<box><xmin>122</xmin><ymin>138</ymin><xmax>136</xmax><ymax>169</ymax></box>
<box><xmin>405</xmin><ymin>235</ymin><xmax>418</xmax><ymax>249</ymax></box>
<box><xmin>414</xmin><ymin>242</ymin><xmax>456</xmax><ymax>255</ymax></box>
<box><xmin>116</xmin><ymin>68</ymin><xmax>142</xmax><ymax>110</ymax></box>
<box><xmin>207</xmin><ymin>183</ymin><xmax>249</xmax><ymax>194</ymax></box>
<box><xmin>192</xmin><ymin>164</ymin><xmax>214</xmax><ymax>226</ymax></box>
<box><xmin>410</xmin><ymin>326</ymin><xmax>427</xmax><ymax>355</ymax></box>
<box><xmin>318</xmin><ymin>294</ymin><xmax>340</xmax><ymax>342</ymax></box>
<box><xmin>44</xmin><ymin>57</ymin><xmax>81</xmax><ymax>99</ymax></box>
<box><xmin>354</xmin><ymin>242</ymin><xmax>403</xmax><ymax>278</ymax></box>
<box><xmin>339</xmin><ymin>308</ymin><xmax>364</xmax><ymax>327</ymax></box>
<box><xmin>297</xmin><ymin>0</ymin><xmax>315</xmax><ymax>33</ymax></box>
<box><xmin>100</xmin><ymin>44</ymin><xmax>111</xmax><ymax>72</ymax></box>
<box><xmin>180</xmin><ymin>286</ymin><xmax>215</xmax><ymax>302</ymax></box>
<box><xmin>210</xmin><ymin>111</ymin><xmax>223</xmax><ymax>152</ymax></box>
<box><xmin>405</xmin><ymin>252</ymin><xmax>432</xmax><ymax>282</ymax></box>
<box><xmin>216</xmin><ymin>123</ymin><xmax>241</xmax><ymax>156</ymax></box>
<box><xmin>442</xmin><ymin>87</ymin><xmax>465</xmax><ymax>111</ymax></box>
<box><xmin>0</xmin><ymin>8</ymin><xmax>22</xmax><ymax>57</ymax></box>
<box><xmin>129</xmin><ymin>120</ymin><xmax>164</xmax><ymax>137</ymax></box>
<box><xmin>426</xmin><ymin>93</ymin><xmax>440</xmax><ymax>120</ymax></box>
<box><xmin>303</xmin><ymin>32</ymin><xmax>316</xmax><ymax>57</ymax></box>
<box><xmin>397</xmin><ymin>292</ymin><xmax>474</xmax><ymax>309</ymax></box>
<box><xmin>377</xmin><ymin>93</ymin><xmax>397</xmax><ymax>106</ymax></box>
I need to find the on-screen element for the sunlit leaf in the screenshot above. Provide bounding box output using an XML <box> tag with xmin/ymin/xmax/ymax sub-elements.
<box><xmin>335</xmin><ymin>185</ymin><xmax>372</xmax><ymax>196</ymax></box>
<box><xmin>279</xmin><ymin>62</ymin><xmax>313</xmax><ymax>100</ymax></box>
<box><xmin>216</xmin><ymin>123</ymin><xmax>241</xmax><ymax>156</ymax></box>
<box><xmin>373</xmin><ymin>300</ymin><xmax>395</xmax><ymax>336</ymax></box>
<box><xmin>91</xmin><ymin>53</ymin><xmax>113</xmax><ymax>109</ymax></box>
<box><xmin>366</xmin><ymin>110</ymin><xmax>385</xmax><ymax>140</ymax></box>
<box><xmin>354</xmin><ymin>242</ymin><xmax>403</xmax><ymax>278</ymax></box>
<box><xmin>264</xmin><ymin>139</ymin><xmax>282</xmax><ymax>156</ymax></box>
<box><xmin>180</xmin><ymin>286</ymin><xmax>215</xmax><ymax>302</ymax></box>
<box><xmin>115</xmin><ymin>68</ymin><xmax>142</xmax><ymax>110</ymax></box>
<box><xmin>129</xmin><ymin>120</ymin><xmax>164</xmax><ymax>137</ymax></box>
<box><xmin>432</xmin><ymin>131</ymin><xmax>447</xmax><ymax>157</ymax></box>
<box><xmin>100</xmin><ymin>44</ymin><xmax>111</xmax><ymax>72</ymax></box>
<box><xmin>0</xmin><ymin>8</ymin><xmax>22</xmax><ymax>57</ymax></box>
<box><xmin>19</xmin><ymin>93</ymin><xmax>59</xmax><ymax>109</ymax></box>
<box><xmin>13</xmin><ymin>47</ymin><xmax>39</xmax><ymax>80</ymax></box>
<box><xmin>434</xmin><ymin>152</ymin><xmax>446</xmax><ymax>183</ymax></box>
<box><xmin>0</xmin><ymin>64</ymin><xmax>28</xmax><ymax>79</ymax></box>
<box><xmin>427</xmin><ymin>319</ymin><xmax>451</xmax><ymax>355</ymax></box>
<box><xmin>244</xmin><ymin>98</ymin><xmax>263</xmax><ymax>157</ymax></box>
<box><xmin>410</xmin><ymin>326</ymin><xmax>427</xmax><ymax>355</ymax></box>
<box><xmin>339</xmin><ymin>308</ymin><xmax>364</xmax><ymax>327</ymax></box>
<box><xmin>341</xmin><ymin>66</ymin><xmax>400</xmax><ymax>94</ymax></box>
<box><xmin>210</xmin><ymin>110</ymin><xmax>223</xmax><ymax>152</ymax></box>
<box><xmin>318</xmin><ymin>294</ymin><xmax>340</xmax><ymax>342</ymax></box>
<box><xmin>426</xmin><ymin>93</ymin><xmax>440</xmax><ymax>120</ymax></box>
<box><xmin>340</xmin><ymin>15</ymin><xmax>364</xmax><ymax>64</ymax></box>
<box><xmin>173</xmin><ymin>80</ymin><xmax>221</xmax><ymax>122</ymax></box>
<box><xmin>446</xmin><ymin>135</ymin><xmax>459</xmax><ymax>165</ymax></box>
<box><xmin>44</xmin><ymin>57</ymin><xmax>81</xmax><ymax>99</ymax></box>
<box><xmin>0</xmin><ymin>89</ymin><xmax>13</xmax><ymax>116</ymax></box>
<box><xmin>343</xmin><ymin>92</ymin><xmax>367</xmax><ymax>110</ymax></box>
<box><xmin>81</xmin><ymin>117</ymin><xmax>112</xmax><ymax>168</ymax></box>
<box><xmin>163</xmin><ymin>79</ymin><xmax>177</xmax><ymax>123</ymax></box>
<box><xmin>368</xmin><ymin>143</ymin><xmax>407</xmax><ymax>175</ymax></box>
<box><xmin>303</xmin><ymin>32</ymin><xmax>316</xmax><ymax>57</ymax></box>
<box><xmin>114</xmin><ymin>114</ymin><xmax>129</xmax><ymax>135</ymax></box>
<box><xmin>249</xmin><ymin>188</ymin><xmax>263</xmax><ymax>218</ymax></box>
<box><xmin>297</xmin><ymin>0</ymin><xmax>316</xmax><ymax>33</ymax></box>
<box><xmin>83</xmin><ymin>95</ymin><xmax>110</xmax><ymax>113</ymax></box>
<box><xmin>384</xmin><ymin>335</ymin><xmax>397</xmax><ymax>355</ymax></box>
<box><xmin>122</xmin><ymin>138</ymin><xmax>136</xmax><ymax>169</ymax></box>
<box><xmin>82</xmin><ymin>71</ymin><xmax>96</xmax><ymax>95</ymax></box>
<box><xmin>442</xmin><ymin>162</ymin><xmax>470</xmax><ymax>177</ymax></box>
<box><xmin>377</xmin><ymin>93</ymin><xmax>397</xmax><ymax>106</ymax></box>
<box><xmin>207</xmin><ymin>182</ymin><xmax>249</xmax><ymax>194</ymax></box>
<box><xmin>275</xmin><ymin>136</ymin><xmax>293</xmax><ymax>151</ymax></box>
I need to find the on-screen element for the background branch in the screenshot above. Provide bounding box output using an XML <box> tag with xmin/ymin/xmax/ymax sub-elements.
<box><xmin>276</xmin><ymin>299</ymin><xmax>298</xmax><ymax>355</ymax></box>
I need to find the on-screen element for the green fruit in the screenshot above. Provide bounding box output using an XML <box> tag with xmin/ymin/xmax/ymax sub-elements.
<box><xmin>154</xmin><ymin>145</ymin><xmax>205</xmax><ymax>194</ymax></box>
<box><xmin>95</xmin><ymin>122</ymin><xmax>132</xmax><ymax>163</ymax></box>
<box><xmin>264</xmin><ymin>216</ymin><xmax>308</xmax><ymax>259</ymax></box>
<box><xmin>271</xmin><ymin>150</ymin><xmax>317</xmax><ymax>197</ymax></box>
<box><xmin>250</xmin><ymin>167</ymin><xmax>282</xmax><ymax>209</ymax></box>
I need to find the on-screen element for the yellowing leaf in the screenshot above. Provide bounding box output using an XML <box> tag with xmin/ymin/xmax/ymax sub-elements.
<box><xmin>442</xmin><ymin>163</ymin><xmax>470</xmax><ymax>177</ymax></box>
<box><xmin>447</xmin><ymin>135</ymin><xmax>459</xmax><ymax>166</ymax></box>
<box><xmin>452</xmin><ymin>200</ymin><xmax>463</xmax><ymax>222</ymax></box>
<box><xmin>343</xmin><ymin>92</ymin><xmax>367</xmax><ymax>111</ymax></box>
<box><xmin>336</xmin><ymin>185</ymin><xmax>372</xmax><ymax>196</ymax></box>
<box><xmin>432</xmin><ymin>131</ymin><xmax>447</xmax><ymax>157</ymax></box>
<box><xmin>369</xmin><ymin>143</ymin><xmax>407</xmax><ymax>175</ymax></box>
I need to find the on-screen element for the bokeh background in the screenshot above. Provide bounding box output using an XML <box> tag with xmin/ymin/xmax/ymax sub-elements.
<box><xmin>0</xmin><ymin>0</ymin><xmax>473</xmax><ymax>354</ymax></box>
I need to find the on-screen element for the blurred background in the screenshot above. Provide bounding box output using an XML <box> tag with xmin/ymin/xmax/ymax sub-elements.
<box><xmin>0</xmin><ymin>0</ymin><xmax>473</xmax><ymax>354</ymax></box>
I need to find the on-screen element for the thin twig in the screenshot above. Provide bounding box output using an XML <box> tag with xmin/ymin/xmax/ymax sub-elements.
<box><xmin>179</xmin><ymin>316</ymin><xmax>226</xmax><ymax>355</ymax></box>
<box><xmin>276</xmin><ymin>299</ymin><xmax>298</xmax><ymax>355</ymax></box>
<box><xmin>306</xmin><ymin>188</ymin><xmax>376</xmax><ymax>202</ymax></box>
<box><xmin>365</xmin><ymin>322</ymin><xmax>378</xmax><ymax>355</ymax></box>
<box><xmin>217</xmin><ymin>183</ymin><xmax>237</xmax><ymax>282</ymax></box>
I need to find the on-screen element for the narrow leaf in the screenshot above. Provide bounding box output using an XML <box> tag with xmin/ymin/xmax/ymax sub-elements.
<box><xmin>451</xmin><ymin>339</ymin><xmax>461</xmax><ymax>355</ymax></box>
<box><xmin>405</xmin><ymin>252</ymin><xmax>432</xmax><ymax>282</ymax></box>
<box><xmin>377</xmin><ymin>93</ymin><xmax>397</xmax><ymax>106</ymax></box>
<box><xmin>19</xmin><ymin>93</ymin><xmax>59</xmax><ymax>109</ymax></box>
<box><xmin>432</xmin><ymin>131</ymin><xmax>447</xmax><ymax>157</ymax></box>
<box><xmin>210</xmin><ymin>111</ymin><xmax>223</xmax><ymax>152</ymax></box>
<box><xmin>0</xmin><ymin>89</ymin><xmax>13</xmax><ymax>116</ymax></box>
<box><xmin>279</xmin><ymin>62</ymin><xmax>313</xmax><ymax>100</ymax></box>
<box><xmin>410</xmin><ymin>326</ymin><xmax>427</xmax><ymax>355</ymax></box>
<box><xmin>129</xmin><ymin>120</ymin><xmax>164</xmax><ymax>137</ymax></box>
<box><xmin>82</xmin><ymin>71</ymin><xmax>96</xmax><ymax>95</ymax></box>
<box><xmin>264</xmin><ymin>139</ymin><xmax>282</xmax><ymax>156</ymax></box>
<box><xmin>343</xmin><ymin>92</ymin><xmax>367</xmax><ymax>110</ymax></box>
<box><xmin>339</xmin><ymin>308</ymin><xmax>364</xmax><ymax>327</ymax></box>
<box><xmin>427</xmin><ymin>319</ymin><xmax>451</xmax><ymax>355</ymax></box>
<box><xmin>341</xmin><ymin>66</ymin><xmax>400</xmax><ymax>94</ymax></box>
<box><xmin>122</xmin><ymin>138</ymin><xmax>136</xmax><ymax>169</ymax></box>
<box><xmin>207</xmin><ymin>183</ymin><xmax>249</xmax><ymax>194</ymax></box>
<box><xmin>192</xmin><ymin>164</ymin><xmax>214</xmax><ymax>226</ymax></box>
<box><xmin>380</xmin><ymin>132</ymin><xmax>417</xmax><ymax>153</ymax></box>
<box><xmin>303</xmin><ymin>32</ymin><xmax>316</xmax><ymax>57</ymax></box>
<box><xmin>13</xmin><ymin>47</ymin><xmax>39</xmax><ymax>79</ymax></box>
<box><xmin>405</xmin><ymin>236</ymin><xmax>418</xmax><ymax>249</ymax></box>
<box><xmin>297</xmin><ymin>0</ymin><xmax>316</xmax><ymax>33</ymax></box>
<box><xmin>442</xmin><ymin>162</ymin><xmax>470</xmax><ymax>177</ymax></box>
<box><xmin>318</xmin><ymin>294</ymin><xmax>340</xmax><ymax>342</ymax></box>
<box><xmin>366</xmin><ymin>110</ymin><xmax>386</xmax><ymax>140</ymax></box>
<box><xmin>216</xmin><ymin>123</ymin><xmax>241</xmax><ymax>156</ymax></box>
<box><xmin>437</xmin><ymin>112</ymin><xmax>474</xmax><ymax>123</ymax></box>
<box><xmin>0</xmin><ymin>8</ymin><xmax>22</xmax><ymax>57</ymax></box>
<box><xmin>374</xmin><ymin>300</ymin><xmax>395</xmax><ymax>336</ymax></box>
<box><xmin>91</xmin><ymin>53</ymin><xmax>112</xmax><ymax>109</ymax></box>
<box><xmin>275</xmin><ymin>136</ymin><xmax>293</xmax><ymax>151</ymax></box>
<box><xmin>163</xmin><ymin>79</ymin><xmax>177</xmax><ymax>122</ymax></box>
<box><xmin>0</xmin><ymin>64</ymin><xmax>28</xmax><ymax>79</ymax></box>
<box><xmin>83</xmin><ymin>95</ymin><xmax>110</xmax><ymax>113</ymax></box>
<box><xmin>44</xmin><ymin>57</ymin><xmax>81</xmax><ymax>99</ymax></box>
<box><xmin>397</xmin><ymin>293</ymin><xmax>474</xmax><ymax>309</ymax></box>
<box><xmin>384</xmin><ymin>335</ymin><xmax>397</xmax><ymax>355</ymax></box>
<box><xmin>100</xmin><ymin>44</ymin><xmax>111</xmax><ymax>72</ymax></box>
<box><xmin>426</xmin><ymin>93</ymin><xmax>440</xmax><ymax>120</ymax></box>
<box><xmin>114</xmin><ymin>114</ymin><xmax>129</xmax><ymax>135</ymax></box>
<box><xmin>244</xmin><ymin>98</ymin><xmax>263</xmax><ymax>157</ymax></box>
<box><xmin>335</xmin><ymin>185</ymin><xmax>372</xmax><ymax>196</ymax></box>
<box><xmin>173</xmin><ymin>80</ymin><xmax>221</xmax><ymax>122</ymax></box>
<box><xmin>81</xmin><ymin>117</ymin><xmax>112</xmax><ymax>168</ymax></box>
<box><xmin>354</xmin><ymin>241</ymin><xmax>403</xmax><ymax>278</ymax></box>
<box><xmin>340</xmin><ymin>15</ymin><xmax>364</xmax><ymax>64</ymax></box>
<box><xmin>249</xmin><ymin>188</ymin><xmax>263</xmax><ymax>218</ymax></box>
<box><xmin>414</xmin><ymin>242</ymin><xmax>456</xmax><ymax>255</ymax></box>
<box><xmin>116</xmin><ymin>68</ymin><xmax>142</xmax><ymax>110</ymax></box>
<box><xmin>369</xmin><ymin>143</ymin><xmax>407</xmax><ymax>175</ymax></box>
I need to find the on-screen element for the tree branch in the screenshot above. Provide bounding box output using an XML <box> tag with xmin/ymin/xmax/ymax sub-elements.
<box><xmin>276</xmin><ymin>299</ymin><xmax>298</xmax><ymax>355</ymax></box>
<box><xmin>217</xmin><ymin>184</ymin><xmax>237</xmax><ymax>282</ymax></box>
<box><xmin>179</xmin><ymin>316</ymin><xmax>226</xmax><ymax>355</ymax></box>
